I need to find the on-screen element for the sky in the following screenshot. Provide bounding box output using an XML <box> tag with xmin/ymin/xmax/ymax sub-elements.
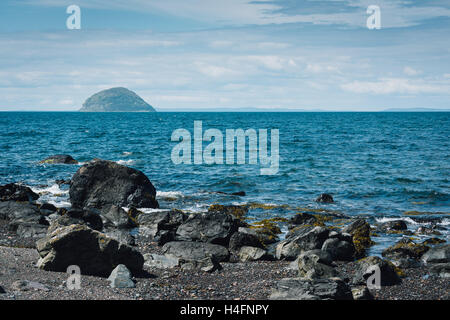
<box><xmin>0</xmin><ymin>0</ymin><xmax>449</xmax><ymax>111</ymax></box>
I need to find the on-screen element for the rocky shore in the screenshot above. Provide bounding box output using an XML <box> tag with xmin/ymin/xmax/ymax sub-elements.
<box><xmin>0</xmin><ymin>157</ymin><xmax>448</xmax><ymax>300</ymax></box>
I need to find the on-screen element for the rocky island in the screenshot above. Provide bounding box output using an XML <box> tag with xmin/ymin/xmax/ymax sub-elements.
<box><xmin>79</xmin><ymin>87</ymin><xmax>156</xmax><ymax>112</ymax></box>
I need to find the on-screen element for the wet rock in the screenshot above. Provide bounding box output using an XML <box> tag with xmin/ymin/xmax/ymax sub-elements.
<box><xmin>380</xmin><ymin>220</ymin><xmax>408</xmax><ymax>231</ymax></box>
<box><xmin>352</xmin><ymin>256</ymin><xmax>401</xmax><ymax>286</ymax></box>
<box><xmin>276</xmin><ymin>226</ymin><xmax>329</xmax><ymax>261</ymax></box>
<box><xmin>144</xmin><ymin>254</ymin><xmax>180</xmax><ymax>269</ymax></box>
<box><xmin>0</xmin><ymin>285</ymin><xmax>5</xmax><ymax>294</ymax></box>
<box><xmin>231</xmin><ymin>191</ymin><xmax>246</xmax><ymax>196</ymax></box>
<box><xmin>238</xmin><ymin>246</ymin><xmax>268</xmax><ymax>262</ymax></box>
<box><xmin>0</xmin><ymin>184</ymin><xmax>39</xmax><ymax>202</ymax></box>
<box><xmin>69</xmin><ymin>159</ymin><xmax>158</xmax><ymax>209</ymax></box>
<box><xmin>55</xmin><ymin>179</ymin><xmax>71</xmax><ymax>186</ymax></box>
<box><xmin>288</xmin><ymin>212</ymin><xmax>317</xmax><ymax>229</ymax></box>
<box><xmin>416</xmin><ymin>226</ymin><xmax>442</xmax><ymax>236</ymax></box>
<box><xmin>421</xmin><ymin>245</ymin><xmax>450</xmax><ymax>264</ymax></box>
<box><xmin>315</xmin><ymin>194</ymin><xmax>334</xmax><ymax>203</ymax></box>
<box><xmin>176</xmin><ymin>211</ymin><xmax>239</xmax><ymax>246</ymax></box>
<box><xmin>107</xmin><ymin>264</ymin><xmax>135</xmax><ymax>288</ymax></box>
<box><xmin>52</xmin><ymin>208</ymin><xmax>104</xmax><ymax>232</ymax></box>
<box><xmin>342</xmin><ymin>219</ymin><xmax>374</xmax><ymax>258</ymax></box>
<box><xmin>207</xmin><ymin>204</ymin><xmax>248</xmax><ymax>220</ymax></box>
<box><xmin>270</xmin><ymin>277</ymin><xmax>353</xmax><ymax>300</ymax></box>
<box><xmin>39</xmin><ymin>155</ymin><xmax>78</xmax><ymax>164</ymax></box>
<box><xmin>297</xmin><ymin>251</ymin><xmax>338</xmax><ymax>279</ymax></box>
<box><xmin>422</xmin><ymin>238</ymin><xmax>446</xmax><ymax>245</ymax></box>
<box><xmin>162</xmin><ymin>241</ymin><xmax>230</xmax><ymax>262</ymax></box>
<box><xmin>382</xmin><ymin>238</ymin><xmax>429</xmax><ymax>262</ymax></box>
<box><xmin>36</xmin><ymin>224</ymin><xmax>144</xmax><ymax>277</ymax></box>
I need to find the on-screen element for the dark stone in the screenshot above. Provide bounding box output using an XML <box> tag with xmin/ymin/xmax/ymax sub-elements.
<box><xmin>352</xmin><ymin>256</ymin><xmax>401</xmax><ymax>286</ymax></box>
<box><xmin>176</xmin><ymin>211</ymin><xmax>239</xmax><ymax>246</ymax></box>
<box><xmin>270</xmin><ymin>278</ymin><xmax>353</xmax><ymax>300</ymax></box>
<box><xmin>39</xmin><ymin>203</ymin><xmax>58</xmax><ymax>216</ymax></box>
<box><xmin>380</xmin><ymin>220</ymin><xmax>408</xmax><ymax>231</ymax></box>
<box><xmin>288</xmin><ymin>212</ymin><xmax>317</xmax><ymax>229</ymax></box>
<box><xmin>162</xmin><ymin>241</ymin><xmax>230</xmax><ymax>262</ymax></box>
<box><xmin>231</xmin><ymin>191</ymin><xmax>246</xmax><ymax>196</ymax></box>
<box><xmin>382</xmin><ymin>238</ymin><xmax>429</xmax><ymax>260</ymax></box>
<box><xmin>276</xmin><ymin>226</ymin><xmax>330</xmax><ymax>260</ymax></box>
<box><xmin>297</xmin><ymin>250</ymin><xmax>338</xmax><ymax>279</ymax></box>
<box><xmin>315</xmin><ymin>194</ymin><xmax>334</xmax><ymax>203</ymax></box>
<box><xmin>207</xmin><ymin>204</ymin><xmax>248</xmax><ymax>220</ymax></box>
<box><xmin>421</xmin><ymin>245</ymin><xmax>450</xmax><ymax>264</ymax></box>
<box><xmin>69</xmin><ymin>159</ymin><xmax>158</xmax><ymax>209</ymax></box>
<box><xmin>65</xmin><ymin>208</ymin><xmax>103</xmax><ymax>231</ymax></box>
<box><xmin>229</xmin><ymin>231</ymin><xmax>264</xmax><ymax>252</ymax></box>
<box><xmin>321</xmin><ymin>237</ymin><xmax>355</xmax><ymax>261</ymax></box>
<box><xmin>0</xmin><ymin>184</ymin><xmax>39</xmax><ymax>202</ymax></box>
<box><xmin>36</xmin><ymin>224</ymin><xmax>144</xmax><ymax>277</ymax></box>
<box><xmin>40</xmin><ymin>155</ymin><xmax>78</xmax><ymax>164</ymax></box>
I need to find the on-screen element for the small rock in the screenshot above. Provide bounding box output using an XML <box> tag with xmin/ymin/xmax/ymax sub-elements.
<box><xmin>39</xmin><ymin>155</ymin><xmax>78</xmax><ymax>164</ymax></box>
<box><xmin>315</xmin><ymin>194</ymin><xmax>334</xmax><ymax>203</ymax></box>
<box><xmin>11</xmin><ymin>280</ymin><xmax>50</xmax><ymax>292</ymax></box>
<box><xmin>107</xmin><ymin>264</ymin><xmax>135</xmax><ymax>288</ymax></box>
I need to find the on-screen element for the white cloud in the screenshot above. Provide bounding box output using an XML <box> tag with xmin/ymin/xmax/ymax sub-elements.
<box><xmin>403</xmin><ymin>66</ymin><xmax>420</xmax><ymax>76</ymax></box>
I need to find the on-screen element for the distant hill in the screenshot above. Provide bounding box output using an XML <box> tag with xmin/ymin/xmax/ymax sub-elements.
<box><xmin>79</xmin><ymin>87</ymin><xmax>156</xmax><ymax>112</ymax></box>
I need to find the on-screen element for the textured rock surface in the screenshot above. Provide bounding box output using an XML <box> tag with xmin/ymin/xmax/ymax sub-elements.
<box><xmin>69</xmin><ymin>160</ymin><xmax>158</xmax><ymax>209</ymax></box>
<box><xmin>79</xmin><ymin>87</ymin><xmax>156</xmax><ymax>112</ymax></box>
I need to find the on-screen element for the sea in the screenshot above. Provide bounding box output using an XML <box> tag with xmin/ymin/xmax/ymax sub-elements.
<box><xmin>0</xmin><ymin>111</ymin><xmax>449</xmax><ymax>255</ymax></box>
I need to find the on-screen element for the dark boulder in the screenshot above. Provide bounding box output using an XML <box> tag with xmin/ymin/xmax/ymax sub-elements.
<box><xmin>207</xmin><ymin>204</ymin><xmax>248</xmax><ymax>220</ymax></box>
<box><xmin>380</xmin><ymin>220</ymin><xmax>408</xmax><ymax>231</ymax></box>
<box><xmin>36</xmin><ymin>224</ymin><xmax>144</xmax><ymax>277</ymax></box>
<box><xmin>297</xmin><ymin>250</ymin><xmax>338</xmax><ymax>279</ymax></box>
<box><xmin>40</xmin><ymin>155</ymin><xmax>78</xmax><ymax>164</ymax></box>
<box><xmin>176</xmin><ymin>211</ymin><xmax>239</xmax><ymax>246</ymax></box>
<box><xmin>382</xmin><ymin>238</ymin><xmax>429</xmax><ymax>260</ymax></box>
<box><xmin>229</xmin><ymin>231</ymin><xmax>264</xmax><ymax>253</ymax></box>
<box><xmin>342</xmin><ymin>219</ymin><xmax>374</xmax><ymax>258</ymax></box>
<box><xmin>315</xmin><ymin>194</ymin><xmax>334</xmax><ymax>203</ymax></box>
<box><xmin>421</xmin><ymin>245</ymin><xmax>450</xmax><ymax>264</ymax></box>
<box><xmin>0</xmin><ymin>184</ymin><xmax>39</xmax><ymax>202</ymax></box>
<box><xmin>288</xmin><ymin>212</ymin><xmax>317</xmax><ymax>229</ymax></box>
<box><xmin>69</xmin><ymin>159</ymin><xmax>158</xmax><ymax>209</ymax></box>
<box><xmin>321</xmin><ymin>237</ymin><xmax>355</xmax><ymax>261</ymax></box>
<box><xmin>352</xmin><ymin>256</ymin><xmax>401</xmax><ymax>286</ymax></box>
<box><xmin>276</xmin><ymin>226</ymin><xmax>330</xmax><ymax>260</ymax></box>
<box><xmin>137</xmin><ymin>209</ymin><xmax>187</xmax><ymax>242</ymax></box>
<box><xmin>162</xmin><ymin>241</ymin><xmax>230</xmax><ymax>262</ymax></box>
<box><xmin>270</xmin><ymin>277</ymin><xmax>353</xmax><ymax>300</ymax></box>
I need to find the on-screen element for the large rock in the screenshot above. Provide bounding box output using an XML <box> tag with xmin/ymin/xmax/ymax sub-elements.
<box><xmin>101</xmin><ymin>205</ymin><xmax>136</xmax><ymax>229</ymax></box>
<box><xmin>162</xmin><ymin>241</ymin><xmax>230</xmax><ymax>262</ymax></box>
<box><xmin>382</xmin><ymin>238</ymin><xmax>429</xmax><ymax>265</ymax></box>
<box><xmin>39</xmin><ymin>155</ymin><xmax>78</xmax><ymax>164</ymax></box>
<box><xmin>36</xmin><ymin>224</ymin><xmax>144</xmax><ymax>277</ymax></box>
<box><xmin>428</xmin><ymin>263</ymin><xmax>450</xmax><ymax>278</ymax></box>
<box><xmin>229</xmin><ymin>231</ymin><xmax>264</xmax><ymax>253</ymax></box>
<box><xmin>321</xmin><ymin>235</ymin><xmax>355</xmax><ymax>261</ymax></box>
<box><xmin>79</xmin><ymin>87</ymin><xmax>156</xmax><ymax>112</ymax></box>
<box><xmin>288</xmin><ymin>212</ymin><xmax>317</xmax><ymax>229</ymax></box>
<box><xmin>315</xmin><ymin>194</ymin><xmax>334</xmax><ymax>203</ymax></box>
<box><xmin>342</xmin><ymin>219</ymin><xmax>374</xmax><ymax>258</ymax></box>
<box><xmin>0</xmin><ymin>184</ymin><xmax>39</xmax><ymax>202</ymax></box>
<box><xmin>0</xmin><ymin>201</ymin><xmax>48</xmax><ymax>238</ymax></box>
<box><xmin>207</xmin><ymin>204</ymin><xmax>248</xmax><ymax>220</ymax></box>
<box><xmin>69</xmin><ymin>160</ymin><xmax>158</xmax><ymax>209</ymax></box>
<box><xmin>352</xmin><ymin>256</ymin><xmax>401</xmax><ymax>286</ymax></box>
<box><xmin>270</xmin><ymin>278</ymin><xmax>353</xmax><ymax>300</ymax></box>
<box><xmin>176</xmin><ymin>211</ymin><xmax>239</xmax><ymax>246</ymax></box>
<box><xmin>421</xmin><ymin>245</ymin><xmax>450</xmax><ymax>264</ymax></box>
<box><xmin>276</xmin><ymin>226</ymin><xmax>329</xmax><ymax>261</ymax></box>
<box><xmin>137</xmin><ymin>209</ymin><xmax>187</xmax><ymax>241</ymax></box>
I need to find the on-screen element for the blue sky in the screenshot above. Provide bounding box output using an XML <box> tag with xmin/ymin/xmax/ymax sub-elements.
<box><xmin>0</xmin><ymin>0</ymin><xmax>449</xmax><ymax>111</ymax></box>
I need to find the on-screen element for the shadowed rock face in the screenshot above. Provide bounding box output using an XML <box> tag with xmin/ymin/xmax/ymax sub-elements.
<box><xmin>79</xmin><ymin>87</ymin><xmax>156</xmax><ymax>112</ymax></box>
<box><xmin>69</xmin><ymin>159</ymin><xmax>159</xmax><ymax>209</ymax></box>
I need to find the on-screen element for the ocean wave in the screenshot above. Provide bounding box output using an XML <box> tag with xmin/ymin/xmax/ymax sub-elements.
<box><xmin>31</xmin><ymin>184</ymin><xmax>69</xmax><ymax>196</ymax></box>
<box><xmin>116</xmin><ymin>159</ymin><xmax>136</xmax><ymax>166</ymax></box>
<box><xmin>156</xmin><ymin>191</ymin><xmax>184</xmax><ymax>199</ymax></box>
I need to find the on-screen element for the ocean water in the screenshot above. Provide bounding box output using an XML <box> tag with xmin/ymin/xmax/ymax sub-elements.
<box><xmin>0</xmin><ymin>112</ymin><xmax>449</xmax><ymax>254</ymax></box>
